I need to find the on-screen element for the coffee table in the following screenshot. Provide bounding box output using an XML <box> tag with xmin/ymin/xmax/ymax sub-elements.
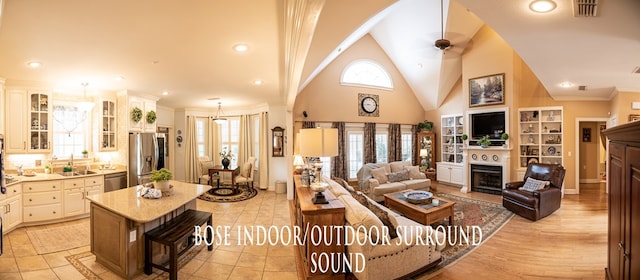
<box><xmin>384</xmin><ymin>190</ymin><xmax>455</xmax><ymax>226</ymax></box>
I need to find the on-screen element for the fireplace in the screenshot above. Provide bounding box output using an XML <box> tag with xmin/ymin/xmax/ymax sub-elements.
<box><xmin>470</xmin><ymin>164</ymin><xmax>503</xmax><ymax>194</ymax></box>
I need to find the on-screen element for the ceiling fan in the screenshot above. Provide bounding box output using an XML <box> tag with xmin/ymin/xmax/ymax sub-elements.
<box><xmin>435</xmin><ymin>0</ymin><xmax>452</xmax><ymax>52</ymax></box>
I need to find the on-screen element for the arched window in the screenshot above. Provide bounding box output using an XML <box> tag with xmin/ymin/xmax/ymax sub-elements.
<box><xmin>341</xmin><ymin>60</ymin><xmax>393</xmax><ymax>90</ymax></box>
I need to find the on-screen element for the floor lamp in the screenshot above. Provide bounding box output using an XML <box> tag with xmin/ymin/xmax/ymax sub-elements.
<box><xmin>299</xmin><ymin>127</ymin><xmax>338</xmax><ymax>204</ymax></box>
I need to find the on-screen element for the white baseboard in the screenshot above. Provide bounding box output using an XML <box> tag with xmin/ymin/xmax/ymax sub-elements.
<box><xmin>579</xmin><ymin>179</ymin><xmax>602</xmax><ymax>184</ymax></box>
<box><xmin>564</xmin><ymin>188</ymin><xmax>579</xmax><ymax>195</ymax></box>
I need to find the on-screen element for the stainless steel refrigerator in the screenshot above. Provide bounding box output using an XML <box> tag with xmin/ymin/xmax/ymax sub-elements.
<box><xmin>129</xmin><ymin>133</ymin><xmax>159</xmax><ymax>186</ymax></box>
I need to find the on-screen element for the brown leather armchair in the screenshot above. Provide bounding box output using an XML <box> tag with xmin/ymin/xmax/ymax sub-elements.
<box><xmin>502</xmin><ymin>163</ymin><xmax>566</xmax><ymax>221</ymax></box>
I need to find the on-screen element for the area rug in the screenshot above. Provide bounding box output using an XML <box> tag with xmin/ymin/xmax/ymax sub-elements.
<box><xmin>198</xmin><ymin>184</ymin><xmax>257</xmax><ymax>202</ymax></box>
<box><xmin>27</xmin><ymin>221</ymin><xmax>90</xmax><ymax>255</ymax></box>
<box><xmin>413</xmin><ymin>193</ymin><xmax>514</xmax><ymax>278</ymax></box>
<box><xmin>67</xmin><ymin>243</ymin><xmax>205</xmax><ymax>280</ymax></box>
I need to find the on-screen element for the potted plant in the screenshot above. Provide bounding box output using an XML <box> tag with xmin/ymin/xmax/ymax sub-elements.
<box><xmin>501</xmin><ymin>133</ymin><xmax>509</xmax><ymax>147</ymax></box>
<box><xmin>417</xmin><ymin>120</ymin><xmax>434</xmax><ymax>132</ymax></box>
<box><xmin>150</xmin><ymin>168</ymin><xmax>173</xmax><ymax>193</ymax></box>
<box><xmin>219</xmin><ymin>147</ymin><xmax>234</xmax><ymax>169</ymax></box>
<box><xmin>461</xmin><ymin>134</ymin><xmax>468</xmax><ymax>146</ymax></box>
<box><xmin>477</xmin><ymin>135</ymin><xmax>492</xmax><ymax>148</ymax></box>
<box><xmin>82</xmin><ymin>149</ymin><xmax>89</xmax><ymax>158</ymax></box>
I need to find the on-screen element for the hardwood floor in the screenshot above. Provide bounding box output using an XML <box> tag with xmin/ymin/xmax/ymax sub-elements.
<box><xmin>422</xmin><ymin>182</ymin><xmax>608</xmax><ymax>279</ymax></box>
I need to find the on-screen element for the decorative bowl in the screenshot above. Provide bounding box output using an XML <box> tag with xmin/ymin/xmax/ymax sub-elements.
<box><xmin>404</xmin><ymin>191</ymin><xmax>433</xmax><ymax>204</ymax></box>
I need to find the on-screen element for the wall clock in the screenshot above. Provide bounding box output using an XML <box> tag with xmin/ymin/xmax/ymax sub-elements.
<box><xmin>358</xmin><ymin>93</ymin><xmax>379</xmax><ymax>117</ymax></box>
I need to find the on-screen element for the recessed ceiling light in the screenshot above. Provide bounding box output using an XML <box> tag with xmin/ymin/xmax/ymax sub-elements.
<box><xmin>559</xmin><ymin>81</ymin><xmax>574</xmax><ymax>88</ymax></box>
<box><xmin>253</xmin><ymin>80</ymin><xmax>263</xmax><ymax>85</ymax></box>
<box><xmin>233</xmin><ymin>44</ymin><xmax>249</xmax><ymax>52</ymax></box>
<box><xmin>417</xmin><ymin>63</ymin><xmax>423</xmax><ymax>69</ymax></box>
<box><xmin>162</xmin><ymin>91</ymin><xmax>169</xmax><ymax>96</ymax></box>
<box><xmin>27</xmin><ymin>61</ymin><xmax>42</xmax><ymax>68</ymax></box>
<box><xmin>114</xmin><ymin>76</ymin><xmax>125</xmax><ymax>81</ymax></box>
<box><xmin>529</xmin><ymin>0</ymin><xmax>557</xmax><ymax>13</ymax></box>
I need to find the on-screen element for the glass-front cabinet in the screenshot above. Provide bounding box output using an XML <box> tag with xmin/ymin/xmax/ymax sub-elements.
<box><xmin>416</xmin><ymin>132</ymin><xmax>435</xmax><ymax>170</ymax></box>
<box><xmin>100</xmin><ymin>99</ymin><xmax>117</xmax><ymax>151</ymax></box>
<box><xmin>28</xmin><ymin>91</ymin><xmax>51</xmax><ymax>152</ymax></box>
<box><xmin>441</xmin><ymin>114</ymin><xmax>464</xmax><ymax>164</ymax></box>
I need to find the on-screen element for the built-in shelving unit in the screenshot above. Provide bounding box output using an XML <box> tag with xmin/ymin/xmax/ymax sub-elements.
<box><xmin>518</xmin><ymin>106</ymin><xmax>563</xmax><ymax>168</ymax></box>
<box><xmin>441</xmin><ymin>114</ymin><xmax>464</xmax><ymax>164</ymax></box>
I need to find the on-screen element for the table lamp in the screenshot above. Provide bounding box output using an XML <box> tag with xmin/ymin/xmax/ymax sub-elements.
<box><xmin>299</xmin><ymin>127</ymin><xmax>338</xmax><ymax>204</ymax></box>
<box><xmin>293</xmin><ymin>154</ymin><xmax>305</xmax><ymax>174</ymax></box>
<box><xmin>420</xmin><ymin>148</ymin><xmax>428</xmax><ymax>169</ymax></box>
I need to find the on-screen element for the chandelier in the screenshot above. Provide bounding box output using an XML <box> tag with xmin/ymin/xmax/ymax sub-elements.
<box><xmin>212</xmin><ymin>102</ymin><xmax>227</xmax><ymax>124</ymax></box>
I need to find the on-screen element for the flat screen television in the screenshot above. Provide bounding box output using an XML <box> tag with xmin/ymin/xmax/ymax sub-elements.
<box><xmin>471</xmin><ymin>111</ymin><xmax>505</xmax><ymax>140</ymax></box>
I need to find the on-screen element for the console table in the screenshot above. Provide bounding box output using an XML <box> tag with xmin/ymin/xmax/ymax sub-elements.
<box><xmin>293</xmin><ymin>176</ymin><xmax>345</xmax><ymax>280</ymax></box>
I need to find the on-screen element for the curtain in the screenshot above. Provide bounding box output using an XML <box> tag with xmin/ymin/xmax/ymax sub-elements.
<box><xmin>238</xmin><ymin>114</ymin><xmax>252</xmax><ymax>167</ymax></box>
<box><xmin>364</xmin><ymin>122</ymin><xmax>376</xmax><ymax>164</ymax></box>
<box><xmin>207</xmin><ymin>117</ymin><xmax>219</xmax><ymax>162</ymax></box>
<box><xmin>185</xmin><ymin>116</ymin><xmax>199</xmax><ymax>183</ymax></box>
<box><xmin>412</xmin><ymin>125</ymin><xmax>419</xmax><ymax>166</ymax></box>
<box><xmin>258</xmin><ymin>112</ymin><xmax>269</xmax><ymax>189</ymax></box>
<box><xmin>388</xmin><ymin>123</ymin><xmax>402</xmax><ymax>162</ymax></box>
<box><xmin>331</xmin><ymin>122</ymin><xmax>347</xmax><ymax>180</ymax></box>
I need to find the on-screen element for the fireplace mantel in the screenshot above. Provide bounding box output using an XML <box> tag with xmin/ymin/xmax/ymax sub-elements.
<box><xmin>461</xmin><ymin>146</ymin><xmax>512</xmax><ymax>193</ymax></box>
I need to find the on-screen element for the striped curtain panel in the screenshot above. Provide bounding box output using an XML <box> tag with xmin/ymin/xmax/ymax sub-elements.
<box><xmin>364</xmin><ymin>123</ymin><xmax>376</xmax><ymax>164</ymax></box>
<box><xmin>331</xmin><ymin>122</ymin><xmax>347</xmax><ymax>180</ymax></box>
<box><xmin>388</xmin><ymin>123</ymin><xmax>402</xmax><ymax>162</ymax></box>
<box><xmin>302</xmin><ymin>121</ymin><xmax>316</xmax><ymax>128</ymax></box>
<box><xmin>412</xmin><ymin>125</ymin><xmax>419</xmax><ymax>165</ymax></box>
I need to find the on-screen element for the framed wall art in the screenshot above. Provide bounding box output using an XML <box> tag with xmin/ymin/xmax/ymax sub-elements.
<box><xmin>469</xmin><ymin>73</ymin><xmax>505</xmax><ymax>107</ymax></box>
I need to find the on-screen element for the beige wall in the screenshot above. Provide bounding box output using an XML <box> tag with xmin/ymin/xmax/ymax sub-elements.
<box><xmin>578</xmin><ymin>122</ymin><xmax>599</xmax><ymax>180</ymax></box>
<box><xmin>611</xmin><ymin>91</ymin><xmax>640</xmax><ymax>126</ymax></box>
<box><xmin>293</xmin><ymin>34</ymin><xmax>425</xmax><ymax>125</ymax></box>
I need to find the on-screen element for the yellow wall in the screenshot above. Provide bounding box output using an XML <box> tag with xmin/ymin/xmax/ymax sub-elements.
<box><xmin>578</xmin><ymin>122</ymin><xmax>599</xmax><ymax>180</ymax></box>
<box><xmin>293</xmin><ymin>34</ymin><xmax>425</xmax><ymax>125</ymax></box>
<box><xmin>611</xmin><ymin>91</ymin><xmax>640</xmax><ymax>125</ymax></box>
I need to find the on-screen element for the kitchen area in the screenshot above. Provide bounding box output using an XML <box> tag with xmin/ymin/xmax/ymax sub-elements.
<box><xmin>0</xmin><ymin>83</ymin><xmax>173</xmax><ymax>236</ymax></box>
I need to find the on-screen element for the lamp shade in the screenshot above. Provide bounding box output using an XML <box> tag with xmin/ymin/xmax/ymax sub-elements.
<box><xmin>419</xmin><ymin>149</ymin><xmax>428</xmax><ymax>157</ymax></box>
<box><xmin>299</xmin><ymin>128</ymin><xmax>339</xmax><ymax>157</ymax></box>
<box><xmin>293</xmin><ymin>155</ymin><xmax>305</xmax><ymax>166</ymax></box>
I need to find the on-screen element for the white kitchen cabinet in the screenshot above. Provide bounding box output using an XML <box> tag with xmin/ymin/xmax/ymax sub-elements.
<box><xmin>99</xmin><ymin>98</ymin><xmax>117</xmax><ymax>151</ymax></box>
<box><xmin>437</xmin><ymin>162</ymin><xmax>463</xmax><ymax>186</ymax></box>
<box><xmin>23</xmin><ymin>181</ymin><xmax>62</xmax><ymax>223</ymax></box>
<box><xmin>64</xmin><ymin>176</ymin><xmax>103</xmax><ymax>217</ymax></box>
<box><xmin>4</xmin><ymin>88</ymin><xmax>52</xmax><ymax>153</ymax></box>
<box><xmin>1</xmin><ymin>183</ymin><xmax>23</xmax><ymax>233</ymax></box>
<box><xmin>127</xmin><ymin>95</ymin><xmax>158</xmax><ymax>133</ymax></box>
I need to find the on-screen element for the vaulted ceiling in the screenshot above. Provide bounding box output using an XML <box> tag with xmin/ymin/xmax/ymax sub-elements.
<box><xmin>0</xmin><ymin>0</ymin><xmax>638</xmax><ymax>111</ymax></box>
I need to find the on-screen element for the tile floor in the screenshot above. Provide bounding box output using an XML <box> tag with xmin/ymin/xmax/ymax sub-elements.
<box><xmin>0</xmin><ymin>190</ymin><xmax>298</xmax><ymax>280</ymax></box>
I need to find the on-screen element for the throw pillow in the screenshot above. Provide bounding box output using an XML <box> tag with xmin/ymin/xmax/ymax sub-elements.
<box><xmin>404</xmin><ymin>166</ymin><xmax>423</xmax><ymax>179</ymax></box>
<box><xmin>370</xmin><ymin>167</ymin><xmax>388</xmax><ymax>184</ymax></box>
<box><xmin>332</xmin><ymin>176</ymin><xmax>355</xmax><ymax>192</ymax></box>
<box><xmin>338</xmin><ymin>195</ymin><xmax>385</xmax><ymax>241</ymax></box>
<box><xmin>351</xmin><ymin>191</ymin><xmax>370</xmax><ymax>208</ymax></box>
<box><xmin>387</xmin><ymin>169</ymin><xmax>410</xmax><ymax>182</ymax></box>
<box><xmin>519</xmin><ymin>177</ymin><xmax>549</xmax><ymax>192</ymax></box>
<box><xmin>366</xmin><ymin>202</ymin><xmax>398</xmax><ymax>239</ymax></box>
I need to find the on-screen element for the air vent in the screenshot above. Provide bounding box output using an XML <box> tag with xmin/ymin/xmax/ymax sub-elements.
<box><xmin>578</xmin><ymin>85</ymin><xmax>587</xmax><ymax>91</ymax></box>
<box><xmin>573</xmin><ymin>0</ymin><xmax>598</xmax><ymax>17</ymax></box>
<box><xmin>633</xmin><ymin>67</ymin><xmax>640</xmax><ymax>74</ymax></box>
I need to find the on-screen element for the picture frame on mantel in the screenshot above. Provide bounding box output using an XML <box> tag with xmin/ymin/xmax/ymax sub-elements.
<box><xmin>469</xmin><ymin>73</ymin><xmax>505</xmax><ymax>107</ymax></box>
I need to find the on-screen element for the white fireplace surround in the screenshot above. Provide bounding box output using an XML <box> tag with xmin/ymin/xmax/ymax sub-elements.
<box><xmin>461</xmin><ymin>146</ymin><xmax>512</xmax><ymax>193</ymax></box>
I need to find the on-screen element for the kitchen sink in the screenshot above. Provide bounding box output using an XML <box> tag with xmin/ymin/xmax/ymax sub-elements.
<box><xmin>58</xmin><ymin>170</ymin><xmax>98</xmax><ymax>177</ymax></box>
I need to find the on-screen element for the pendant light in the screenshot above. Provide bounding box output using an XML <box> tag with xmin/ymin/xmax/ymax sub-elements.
<box><xmin>212</xmin><ymin>102</ymin><xmax>227</xmax><ymax>124</ymax></box>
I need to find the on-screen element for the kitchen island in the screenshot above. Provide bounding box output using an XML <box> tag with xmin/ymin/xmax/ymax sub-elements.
<box><xmin>87</xmin><ymin>180</ymin><xmax>211</xmax><ymax>279</ymax></box>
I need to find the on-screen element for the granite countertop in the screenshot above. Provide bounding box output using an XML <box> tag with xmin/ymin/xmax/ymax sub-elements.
<box><xmin>5</xmin><ymin>168</ymin><xmax>127</xmax><ymax>186</ymax></box>
<box><xmin>86</xmin><ymin>180</ymin><xmax>211</xmax><ymax>223</ymax></box>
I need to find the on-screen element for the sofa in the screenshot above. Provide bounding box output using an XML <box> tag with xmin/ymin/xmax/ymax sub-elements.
<box><xmin>325</xmin><ymin>176</ymin><xmax>443</xmax><ymax>280</ymax></box>
<box><xmin>357</xmin><ymin>161</ymin><xmax>431</xmax><ymax>202</ymax></box>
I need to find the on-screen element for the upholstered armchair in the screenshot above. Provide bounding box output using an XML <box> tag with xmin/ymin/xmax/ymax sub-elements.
<box><xmin>197</xmin><ymin>156</ymin><xmax>219</xmax><ymax>185</ymax></box>
<box><xmin>234</xmin><ymin>157</ymin><xmax>256</xmax><ymax>190</ymax></box>
<box><xmin>502</xmin><ymin>163</ymin><xmax>566</xmax><ymax>221</ymax></box>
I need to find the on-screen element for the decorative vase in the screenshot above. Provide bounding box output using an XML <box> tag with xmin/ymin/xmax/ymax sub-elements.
<box><xmin>222</xmin><ymin>158</ymin><xmax>231</xmax><ymax>169</ymax></box>
<box><xmin>153</xmin><ymin>180</ymin><xmax>171</xmax><ymax>194</ymax></box>
<box><xmin>481</xmin><ymin>144</ymin><xmax>488</xmax><ymax>148</ymax></box>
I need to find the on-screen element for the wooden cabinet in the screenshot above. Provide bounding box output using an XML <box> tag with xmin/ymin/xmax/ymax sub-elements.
<box><xmin>293</xmin><ymin>176</ymin><xmax>345</xmax><ymax>279</ymax></box>
<box><xmin>1</xmin><ymin>183</ymin><xmax>23</xmax><ymax>233</ymax></box>
<box><xmin>23</xmin><ymin>181</ymin><xmax>62</xmax><ymax>222</ymax></box>
<box><xmin>100</xmin><ymin>99</ymin><xmax>117</xmax><ymax>151</ymax></box>
<box><xmin>437</xmin><ymin>163</ymin><xmax>463</xmax><ymax>186</ymax></box>
<box><xmin>416</xmin><ymin>132</ymin><xmax>435</xmax><ymax>170</ymax></box>
<box><xmin>604</xmin><ymin>122</ymin><xmax>640</xmax><ymax>280</ymax></box>
<box><xmin>4</xmin><ymin>88</ymin><xmax>52</xmax><ymax>153</ymax></box>
<box><xmin>518</xmin><ymin>107</ymin><xmax>563</xmax><ymax>168</ymax></box>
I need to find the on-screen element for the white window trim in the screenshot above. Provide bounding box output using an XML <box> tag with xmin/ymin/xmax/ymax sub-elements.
<box><xmin>340</xmin><ymin>59</ymin><xmax>394</xmax><ymax>90</ymax></box>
